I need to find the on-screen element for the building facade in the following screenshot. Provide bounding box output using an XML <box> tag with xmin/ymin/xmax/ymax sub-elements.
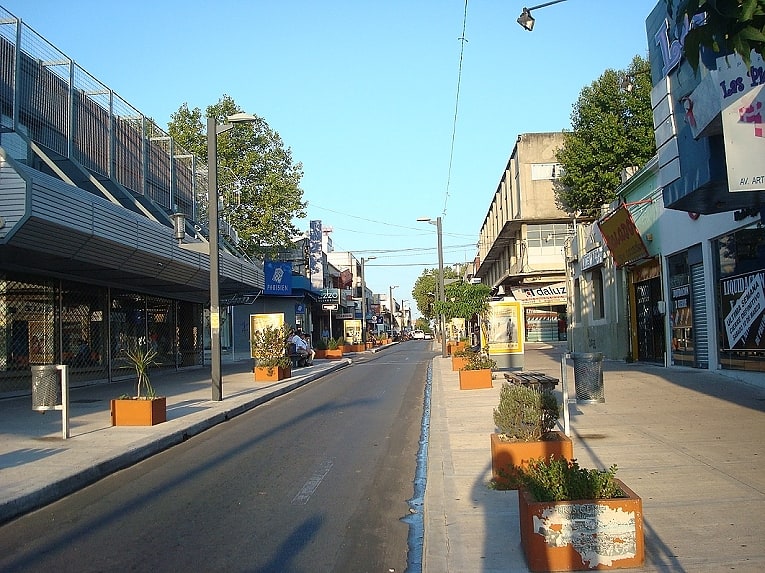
<box><xmin>0</xmin><ymin>9</ymin><xmax>263</xmax><ymax>393</ymax></box>
<box><xmin>474</xmin><ymin>132</ymin><xmax>571</xmax><ymax>343</ymax></box>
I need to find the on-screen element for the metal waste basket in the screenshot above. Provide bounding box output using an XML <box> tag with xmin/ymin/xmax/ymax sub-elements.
<box><xmin>571</xmin><ymin>352</ymin><xmax>604</xmax><ymax>404</ymax></box>
<box><xmin>31</xmin><ymin>364</ymin><xmax>60</xmax><ymax>411</ymax></box>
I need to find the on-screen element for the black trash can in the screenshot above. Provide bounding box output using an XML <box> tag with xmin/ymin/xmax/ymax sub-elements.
<box><xmin>571</xmin><ymin>352</ymin><xmax>604</xmax><ymax>404</ymax></box>
<box><xmin>31</xmin><ymin>364</ymin><xmax>60</xmax><ymax>411</ymax></box>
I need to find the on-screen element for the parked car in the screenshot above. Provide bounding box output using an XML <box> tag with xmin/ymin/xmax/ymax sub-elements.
<box><xmin>423</xmin><ymin>331</ymin><xmax>434</xmax><ymax>340</ymax></box>
<box><xmin>412</xmin><ymin>329</ymin><xmax>425</xmax><ymax>339</ymax></box>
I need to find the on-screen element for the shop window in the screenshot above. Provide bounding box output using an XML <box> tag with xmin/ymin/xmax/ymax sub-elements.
<box><xmin>592</xmin><ymin>269</ymin><xmax>605</xmax><ymax>320</ymax></box>
<box><xmin>574</xmin><ymin>278</ymin><xmax>582</xmax><ymax>323</ymax></box>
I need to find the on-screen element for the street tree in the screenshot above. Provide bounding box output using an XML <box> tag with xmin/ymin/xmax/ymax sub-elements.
<box><xmin>167</xmin><ymin>95</ymin><xmax>306</xmax><ymax>258</ymax></box>
<box><xmin>412</xmin><ymin>266</ymin><xmax>463</xmax><ymax>320</ymax></box>
<box><xmin>678</xmin><ymin>0</ymin><xmax>765</xmax><ymax>70</ymax></box>
<box><xmin>432</xmin><ymin>281</ymin><xmax>492</xmax><ymax>325</ymax></box>
<box><xmin>554</xmin><ymin>55</ymin><xmax>655</xmax><ymax>217</ymax></box>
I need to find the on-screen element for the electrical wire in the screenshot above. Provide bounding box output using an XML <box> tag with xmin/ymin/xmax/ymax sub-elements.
<box><xmin>443</xmin><ymin>0</ymin><xmax>469</xmax><ymax>218</ymax></box>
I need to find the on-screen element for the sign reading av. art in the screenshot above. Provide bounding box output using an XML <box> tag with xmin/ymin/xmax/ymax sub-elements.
<box><xmin>598</xmin><ymin>206</ymin><xmax>649</xmax><ymax>267</ymax></box>
<box><xmin>511</xmin><ymin>282</ymin><xmax>567</xmax><ymax>305</ymax></box>
<box><xmin>713</xmin><ymin>52</ymin><xmax>765</xmax><ymax>193</ymax></box>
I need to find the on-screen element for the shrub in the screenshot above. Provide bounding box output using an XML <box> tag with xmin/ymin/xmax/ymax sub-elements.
<box><xmin>326</xmin><ymin>337</ymin><xmax>343</xmax><ymax>350</ymax></box>
<box><xmin>518</xmin><ymin>456</ymin><xmax>624</xmax><ymax>502</ymax></box>
<box><xmin>315</xmin><ymin>337</ymin><xmax>328</xmax><ymax>350</ymax></box>
<box><xmin>462</xmin><ymin>352</ymin><xmax>496</xmax><ymax>371</ymax></box>
<box><xmin>251</xmin><ymin>324</ymin><xmax>291</xmax><ymax>374</ymax></box>
<box><xmin>493</xmin><ymin>382</ymin><xmax>559</xmax><ymax>441</ymax></box>
<box><xmin>452</xmin><ymin>346</ymin><xmax>477</xmax><ymax>359</ymax></box>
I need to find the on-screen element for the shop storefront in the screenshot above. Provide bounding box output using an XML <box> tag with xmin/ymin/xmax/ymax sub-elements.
<box><xmin>714</xmin><ymin>225</ymin><xmax>765</xmax><ymax>373</ymax></box>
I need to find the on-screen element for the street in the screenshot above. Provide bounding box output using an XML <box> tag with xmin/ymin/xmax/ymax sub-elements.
<box><xmin>0</xmin><ymin>343</ymin><xmax>434</xmax><ymax>573</ymax></box>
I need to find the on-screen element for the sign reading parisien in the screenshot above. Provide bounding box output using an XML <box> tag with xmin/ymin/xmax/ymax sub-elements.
<box><xmin>264</xmin><ymin>261</ymin><xmax>292</xmax><ymax>295</ymax></box>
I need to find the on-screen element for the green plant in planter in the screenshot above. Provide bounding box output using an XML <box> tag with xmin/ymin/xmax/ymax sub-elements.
<box><xmin>123</xmin><ymin>345</ymin><xmax>158</xmax><ymax>399</ymax></box>
<box><xmin>452</xmin><ymin>346</ymin><xmax>477</xmax><ymax>359</ymax></box>
<box><xmin>251</xmin><ymin>324</ymin><xmax>291</xmax><ymax>375</ymax></box>
<box><xmin>326</xmin><ymin>337</ymin><xmax>343</xmax><ymax>350</ymax></box>
<box><xmin>462</xmin><ymin>352</ymin><xmax>496</xmax><ymax>371</ymax></box>
<box><xmin>315</xmin><ymin>337</ymin><xmax>328</xmax><ymax>350</ymax></box>
<box><xmin>517</xmin><ymin>456</ymin><xmax>624</xmax><ymax>502</ymax></box>
<box><xmin>493</xmin><ymin>382</ymin><xmax>560</xmax><ymax>442</ymax></box>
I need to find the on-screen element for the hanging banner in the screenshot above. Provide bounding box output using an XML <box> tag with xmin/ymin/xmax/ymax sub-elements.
<box><xmin>483</xmin><ymin>300</ymin><xmax>523</xmax><ymax>356</ymax></box>
<box><xmin>711</xmin><ymin>52</ymin><xmax>765</xmax><ymax>192</ymax></box>
<box><xmin>598</xmin><ymin>205</ymin><xmax>649</xmax><ymax>267</ymax></box>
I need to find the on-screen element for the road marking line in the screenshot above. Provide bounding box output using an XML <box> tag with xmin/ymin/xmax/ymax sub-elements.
<box><xmin>292</xmin><ymin>459</ymin><xmax>334</xmax><ymax>505</ymax></box>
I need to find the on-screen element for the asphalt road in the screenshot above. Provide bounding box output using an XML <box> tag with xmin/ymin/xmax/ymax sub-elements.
<box><xmin>0</xmin><ymin>343</ymin><xmax>435</xmax><ymax>573</ymax></box>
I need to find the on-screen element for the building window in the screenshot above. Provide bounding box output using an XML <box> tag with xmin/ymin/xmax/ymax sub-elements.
<box><xmin>591</xmin><ymin>268</ymin><xmax>605</xmax><ymax>320</ymax></box>
<box><xmin>574</xmin><ymin>278</ymin><xmax>582</xmax><ymax>324</ymax></box>
<box><xmin>531</xmin><ymin>163</ymin><xmax>564</xmax><ymax>181</ymax></box>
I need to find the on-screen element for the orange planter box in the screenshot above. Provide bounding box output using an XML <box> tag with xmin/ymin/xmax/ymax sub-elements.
<box><xmin>490</xmin><ymin>431</ymin><xmax>574</xmax><ymax>488</ymax></box>
<box><xmin>451</xmin><ymin>356</ymin><xmax>469</xmax><ymax>371</ymax></box>
<box><xmin>254</xmin><ymin>365</ymin><xmax>291</xmax><ymax>382</ymax></box>
<box><xmin>343</xmin><ymin>344</ymin><xmax>365</xmax><ymax>353</ymax></box>
<box><xmin>458</xmin><ymin>368</ymin><xmax>493</xmax><ymax>390</ymax></box>
<box><xmin>110</xmin><ymin>397</ymin><xmax>166</xmax><ymax>426</ymax></box>
<box><xmin>519</xmin><ymin>479</ymin><xmax>644</xmax><ymax>571</ymax></box>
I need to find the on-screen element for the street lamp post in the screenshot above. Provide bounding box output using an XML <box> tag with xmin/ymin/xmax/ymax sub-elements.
<box><xmin>418</xmin><ymin>216</ymin><xmax>447</xmax><ymax>357</ymax></box>
<box><xmin>208</xmin><ymin>113</ymin><xmax>257</xmax><ymax>402</ymax></box>
<box><xmin>389</xmin><ymin>285</ymin><xmax>398</xmax><ymax>334</ymax></box>
<box><xmin>360</xmin><ymin>256</ymin><xmax>376</xmax><ymax>344</ymax></box>
<box><xmin>517</xmin><ymin>0</ymin><xmax>568</xmax><ymax>31</ymax></box>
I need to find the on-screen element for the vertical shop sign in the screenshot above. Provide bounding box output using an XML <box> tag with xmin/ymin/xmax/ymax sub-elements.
<box><xmin>309</xmin><ymin>220</ymin><xmax>324</xmax><ymax>290</ymax></box>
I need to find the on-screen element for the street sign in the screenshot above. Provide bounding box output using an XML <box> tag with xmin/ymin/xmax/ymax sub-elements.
<box><xmin>322</xmin><ymin>304</ymin><xmax>338</xmax><ymax>310</ymax></box>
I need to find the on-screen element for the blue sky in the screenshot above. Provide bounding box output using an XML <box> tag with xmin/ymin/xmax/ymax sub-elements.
<box><xmin>3</xmin><ymin>0</ymin><xmax>658</xmax><ymax>315</ymax></box>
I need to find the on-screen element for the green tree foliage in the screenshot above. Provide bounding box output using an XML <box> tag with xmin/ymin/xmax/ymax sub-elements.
<box><xmin>167</xmin><ymin>95</ymin><xmax>306</xmax><ymax>258</ymax></box>
<box><xmin>679</xmin><ymin>0</ymin><xmax>765</xmax><ymax>70</ymax></box>
<box><xmin>432</xmin><ymin>281</ymin><xmax>492</xmax><ymax>322</ymax></box>
<box><xmin>554</xmin><ymin>55</ymin><xmax>655</xmax><ymax>217</ymax></box>
<box><xmin>412</xmin><ymin>266</ymin><xmax>462</xmax><ymax>320</ymax></box>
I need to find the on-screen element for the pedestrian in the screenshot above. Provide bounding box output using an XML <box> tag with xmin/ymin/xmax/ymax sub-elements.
<box><xmin>301</xmin><ymin>333</ymin><xmax>315</xmax><ymax>365</ymax></box>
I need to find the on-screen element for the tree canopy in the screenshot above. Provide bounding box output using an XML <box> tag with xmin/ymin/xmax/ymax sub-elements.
<box><xmin>167</xmin><ymin>95</ymin><xmax>306</xmax><ymax>258</ymax></box>
<box><xmin>678</xmin><ymin>0</ymin><xmax>765</xmax><ymax>70</ymax></box>
<box><xmin>412</xmin><ymin>266</ymin><xmax>463</xmax><ymax>320</ymax></box>
<box><xmin>554</xmin><ymin>55</ymin><xmax>655</xmax><ymax>217</ymax></box>
<box><xmin>432</xmin><ymin>281</ymin><xmax>492</xmax><ymax>323</ymax></box>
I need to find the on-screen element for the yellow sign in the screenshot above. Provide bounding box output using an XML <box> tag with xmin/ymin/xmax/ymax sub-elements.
<box><xmin>484</xmin><ymin>300</ymin><xmax>523</xmax><ymax>355</ymax></box>
<box><xmin>249</xmin><ymin>313</ymin><xmax>285</xmax><ymax>358</ymax></box>
<box><xmin>344</xmin><ymin>319</ymin><xmax>362</xmax><ymax>344</ymax></box>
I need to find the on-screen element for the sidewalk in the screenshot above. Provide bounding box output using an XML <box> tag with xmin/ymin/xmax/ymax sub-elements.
<box><xmin>3</xmin><ymin>343</ymin><xmax>765</xmax><ymax>572</ymax></box>
<box><xmin>424</xmin><ymin>342</ymin><xmax>765</xmax><ymax>573</ymax></box>
<box><xmin>0</xmin><ymin>356</ymin><xmax>353</xmax><ymax>525</ymax></box>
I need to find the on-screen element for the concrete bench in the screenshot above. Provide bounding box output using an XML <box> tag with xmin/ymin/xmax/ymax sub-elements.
<box><xmin>503</xmin><ymin>371</ymin><xmax>559</xmax><ymax>392</ymax></box>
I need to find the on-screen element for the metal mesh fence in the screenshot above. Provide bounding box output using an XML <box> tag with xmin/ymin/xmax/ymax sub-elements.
<box><xmin>0</xmin><ymin>275</ymin><xmax>204</xmax><ymax>395</ymax></box>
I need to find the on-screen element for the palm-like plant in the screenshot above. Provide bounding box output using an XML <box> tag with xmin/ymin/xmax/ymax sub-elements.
<box><xmin>124</xmin><ymin>345</ymin><xmax>158</xmax><ymax>399</ymax></box>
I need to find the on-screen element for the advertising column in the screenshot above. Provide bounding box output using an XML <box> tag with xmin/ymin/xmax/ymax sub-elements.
<box><xmin>483</xmin><ymin>300</ymin><xmax>524</xmax><ymax>370</ymax></box>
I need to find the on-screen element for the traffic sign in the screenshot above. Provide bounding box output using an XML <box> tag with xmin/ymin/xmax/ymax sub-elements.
<box><xmin>322</xmin><ymin>304</ymin><xmax>338</xmax><ymax>310</ymax></box>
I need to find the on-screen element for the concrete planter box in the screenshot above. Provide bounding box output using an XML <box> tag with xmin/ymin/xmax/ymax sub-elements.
<box><xmin>518</xmin><ymin>479</ymin><xmax>644</xmax><ymax>571</ymax></box>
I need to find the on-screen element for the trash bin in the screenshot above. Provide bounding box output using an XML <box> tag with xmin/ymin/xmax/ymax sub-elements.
<box><xmin>571</xmin><ymin>352</ymin><xmax>605</xmax><ymax>404</ymax></box>
<box><xmin>31</xmin><ymin>364</ymin><xmax>60</xmax><ymax>411</ymax></box>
